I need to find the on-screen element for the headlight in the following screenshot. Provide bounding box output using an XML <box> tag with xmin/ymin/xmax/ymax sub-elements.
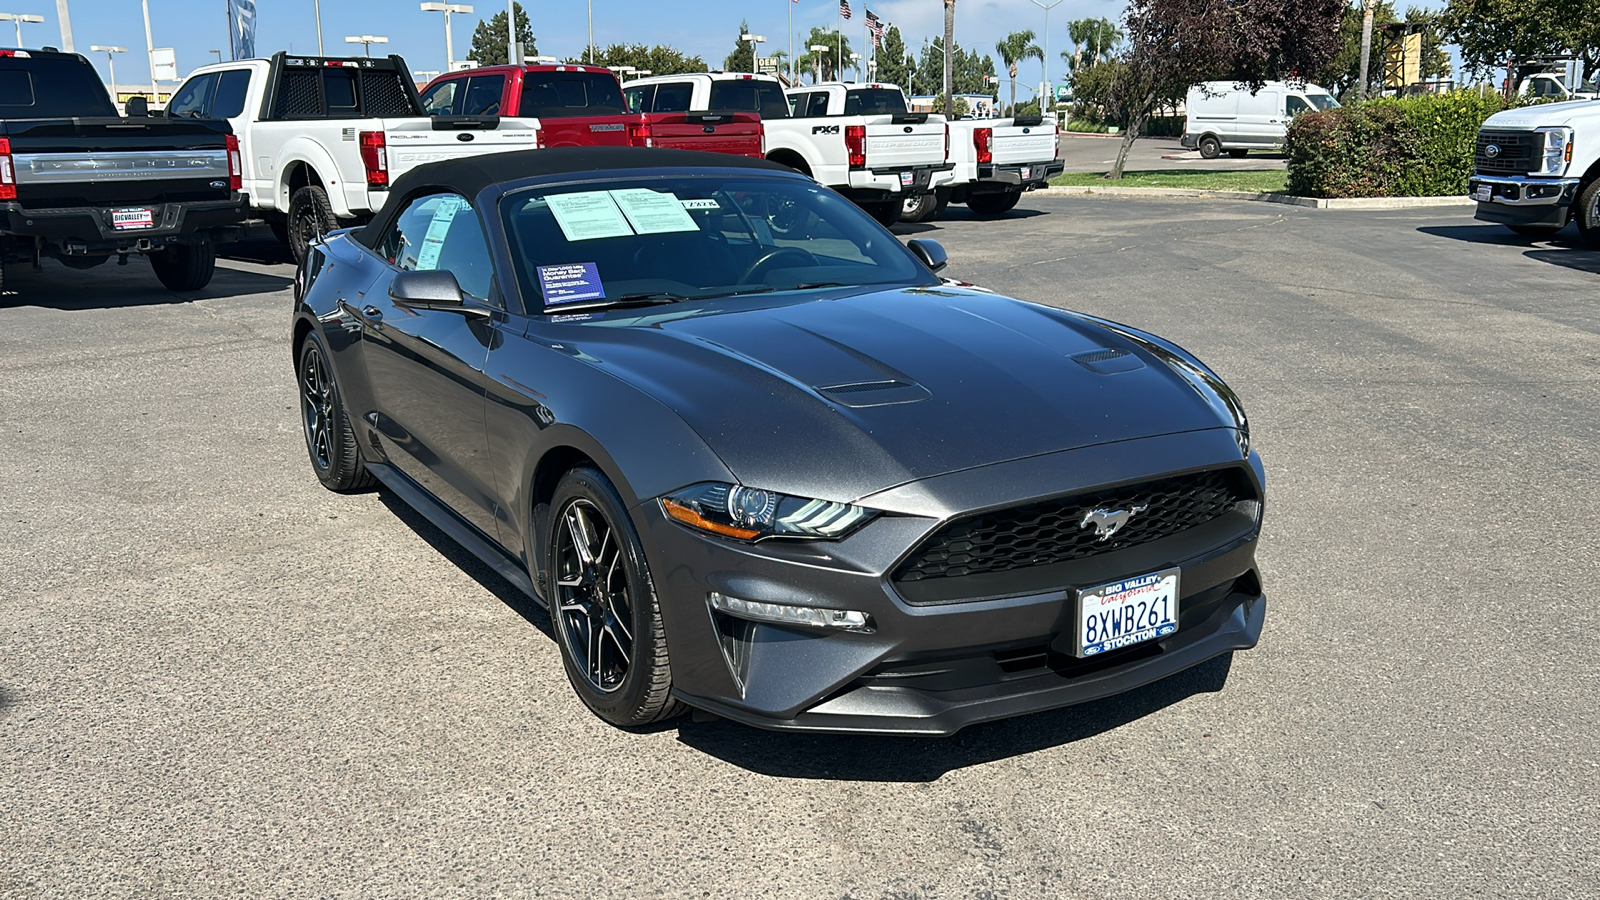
<box><xmin>1536</xmin><ymin>126</ymin><xmax>1574</xmax><ymax>176</ymax></box>
<box><xmin>660</xmin><ymin>483</ymin><xmax>879</xmax><ymax>542</ymax></box>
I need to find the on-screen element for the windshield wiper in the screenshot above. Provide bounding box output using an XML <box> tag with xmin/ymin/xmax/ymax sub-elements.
<box><xmin>792</xmin><ymin>281</ymin><xmax>851</xmax><ymax>290</ymax></box>
<box><xmin>547</xmin><ymin>291</ymin><xmax>689</xmax><ymax>312</ymax></box>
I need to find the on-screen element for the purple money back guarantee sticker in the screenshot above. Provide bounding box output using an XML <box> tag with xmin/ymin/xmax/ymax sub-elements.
<box><xmin>537</xmin><ymin>262</ymin><xmax>605</xmax><ymax>304</ymax></box>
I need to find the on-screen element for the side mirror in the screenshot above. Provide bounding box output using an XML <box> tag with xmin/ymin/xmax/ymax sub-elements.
<box><xmin>390</xmin><ymin>269</ymin><xmax>474</xmax><ymax>311</ymax></box>
<box><xmin>124</xmin><ymin>96</ymin><xmax>149</xmax><ymax>117</ymax></box>
<box><xmin>907</xmin><ymin>238</ymin><xmax>948</xmax><ymax>273</ymax></box>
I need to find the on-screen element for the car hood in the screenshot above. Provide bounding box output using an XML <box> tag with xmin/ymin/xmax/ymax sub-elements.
<box><xmin>564</xmin><ymin>286</ymin><xmax>1232</xmax><ymax>502</ymax></box>
<box><xmin>1485</xmin><ymin>99</ymin><xmax>1600</xmax><ymax>130</ymax></box>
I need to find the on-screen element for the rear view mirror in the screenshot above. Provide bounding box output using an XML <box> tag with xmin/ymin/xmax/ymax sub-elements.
<box><xmin>390</xmin><ymin>269</ymin><xmax>478</xmax><ymax>312</ymax></box>
<box><xmin>124</xmin><ymin>96</ymin><xmax>149</xmax><ymax>117</ymax></box>
<box><xmin>907</xmin><ymin>238</ymin><xmax>948</xmax><ymax>273</ymax></box>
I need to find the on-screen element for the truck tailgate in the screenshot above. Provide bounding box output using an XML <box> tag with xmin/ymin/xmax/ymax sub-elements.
<box><xmin>991</xmin><ymin>124</ymin><xmax>1058</xmax><ymax>165</ymax></box>
<box><xmin>381</xmin><ymin>116</ymin><xmax>541</xmax><ymax>176</ymax></box>
<box><xmin>645</xmin><ymin>112</ymin><xmax>762</xmax><ymax>157</ymax></box>
<box><xmin>864</xmin><ymin>120</ymin><xmax>946</xmax><ymax>168</ymax></box>
<box><xmin>537</xmin><ymin>114</ymin><xmax>637</xmax><ymax>148</ymax></box>
<box><xmin>4</xmin><ymin>117</ymin><xmax>234</xmax><ymax>207</ymax></box>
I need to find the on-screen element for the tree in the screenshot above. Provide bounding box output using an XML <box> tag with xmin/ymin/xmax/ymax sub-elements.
<box><xmin>942</xmin><ymin>0</ymin><xmax>956</xmax><ymax>118</ymax></box>
<box><xmin>467</xmin><ymin>2</ymin><xmax>535</xmax><ymax>67</ymax></box>
<box><xmin>725</xmin><ymin>20</ymin><xmax>756</xmax><ymax>73</ymax></box>
<box><xmin>1322</xmin><ymin>3</ymin><xmax>1450</xmax><ymax>98</ymax></box>
<box><xmin>1441</xmin><ymin>0</ymin><xmax>1598</xmax><ymax>82</ymax></box>
<box><xmin>1064</xmin><ymin>18</ymin><xmax>1122</xmax><ymax>73</ymax></box>
<box><xmin>996</xmin><ymin>30</ymin><xmax>1043</xmax><ymax>116</ymax></box>
<box><xmin>582</xmin><ymin>43</ymin><xmax>707</xmax><ymax>76</ymax></box>
<box><xmin>1104</xmin><ymin>0</ymin><xmax>1344</xmax><ymax>179</ymax></box>
<box><xmin>798</xmin><ymin>27</ymin><xmax>851</xmax><ymax>82</ymax></box>
<box><xmin>876</xmin><ymin>26</ymin><xmax>911</xmax><ymax>90</ymax></box>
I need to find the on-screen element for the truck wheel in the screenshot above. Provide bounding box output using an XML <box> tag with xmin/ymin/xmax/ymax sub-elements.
<box><xmin>288</xmin><ymin>185</ymin><xmax>340</xmax><ymax>265</ymax></box>
<box><xmin>1199</xmin><ymin>136</ymin><xmax>1222</xmax><ymax>159</ymax></box>
<box><xmin>1575</xmin><ymin>178</ymin><xmax>1600</xmax><ymax>249</ymax></box>
<box><xmin>149</xmin><ymin>241</ymin><xmax>217</xmax><ymax>292</ymax></box>
<box><xmin>966</xmin><ymin>190</ymin><xmax>1021</xmax><ymax>217</ymax></box>
<box><xmin>901</xmin><ymin>192</ymin><xmax>938</xmax><ymax>223</ymax></box>
<box><xmin>864</xmin><ymin>201</ymin><xmax>902</xmax><ymax>228</ymax></box>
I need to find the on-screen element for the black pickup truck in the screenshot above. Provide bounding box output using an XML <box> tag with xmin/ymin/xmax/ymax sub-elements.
<box><xmin>1</xmin><ymin>49</ymin><xmax>246</xmax><ymax>292</ymax></box>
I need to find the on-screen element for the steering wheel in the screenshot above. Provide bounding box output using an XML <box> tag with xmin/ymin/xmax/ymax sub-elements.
<box><xmin>739</xmin><ymin>247</ymin><xmax>819</xmax><ymax>285</ymax></box>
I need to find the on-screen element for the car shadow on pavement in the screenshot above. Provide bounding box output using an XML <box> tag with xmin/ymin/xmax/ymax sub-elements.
<box><xmin>675</xmin><ymin>652</ymin><xmax>1234</xmax><ymax>781</ymax></box>
<box><xmin>0</xmin><ymin>259</ymin><xmax>292</xmax><ymax>309</ymax></box>
<box><xmin>375</xmin><ymin>488</ymin><xmax>555</xmax><ymax>639</ymax></box>
<box><xmin>1417</xmin><ymin>224</ymin><xmax>1600</xmax><ymax>275</ymax></box>
<box><xmin>221</xmin><ymin>229</ymin><xmax>296</xmax><ymax>266</ymax></box>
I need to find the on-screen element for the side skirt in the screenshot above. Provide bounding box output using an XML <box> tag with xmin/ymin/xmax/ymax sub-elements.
<box><xmin>364</xmin><ymin>460</ymin><xmax>545</xmax><ymax>606</ymax></box>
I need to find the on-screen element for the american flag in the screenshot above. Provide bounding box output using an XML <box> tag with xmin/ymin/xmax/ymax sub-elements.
<box><xmin>839</xmin><ymin>0</ymin><xmax>851</xmax><ymax>20</ymax></box>
<box><xmin>866</xmin><ymin>9</ymin><xmax>885</xmax><ymax>47</ymax></box>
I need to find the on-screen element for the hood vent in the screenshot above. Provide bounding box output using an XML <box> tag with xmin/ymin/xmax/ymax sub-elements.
<box><xmin>1072</xmin><ymin>348</ymin><xmax>1146</xmax><ymax>375</ymax></box>
<box><xmin>818</xmin><ymin>378</ymin><xmax>931</xmax><ymax>408</ymax></box>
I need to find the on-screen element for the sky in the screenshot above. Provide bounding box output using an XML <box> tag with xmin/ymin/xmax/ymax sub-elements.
<box><xmin>15</xmin><ymin>0</ymin><xmax>1445</xmax><ymax>94</ymax></box>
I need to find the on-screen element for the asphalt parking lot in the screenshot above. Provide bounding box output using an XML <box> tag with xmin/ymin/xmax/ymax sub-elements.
<box><xmin>3</xmin><ymin>197</ymin><xmax>1597</xmax><ymax>898</ymax></box>
<box><xmin>1057</xmin><ymin>134</ymin><xmax>1289</xmax><ymax>173</ymax></box>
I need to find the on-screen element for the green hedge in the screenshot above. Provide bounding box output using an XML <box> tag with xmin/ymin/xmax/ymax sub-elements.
<box><xmin>1286</xmin><ymin>92</ymin><xmax>1510</xmax><ymax>198</ymax></box>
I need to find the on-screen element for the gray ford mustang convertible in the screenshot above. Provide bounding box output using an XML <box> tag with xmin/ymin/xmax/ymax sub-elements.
<box><xmin>292</xmin><ymin>147</ymin><xmax>1265</xmax><ymax>735</ymax></box>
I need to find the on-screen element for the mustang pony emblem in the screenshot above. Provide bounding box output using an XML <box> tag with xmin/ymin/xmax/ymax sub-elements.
<box><xmin>1080</xmin><ymin>504</ymin><xmax>1148</xmax><ymax>541</ymax></box>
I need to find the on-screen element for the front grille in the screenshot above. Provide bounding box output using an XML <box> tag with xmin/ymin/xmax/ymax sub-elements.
<box><xmin>1475</xmin><ymin>131</ymin><xmax>1538</xmax><ymax>177</ymax></box>
<box><xmin>893</xmin><ymin>469</ymin><xmax>1252</xmax><ymax>583</ymax></box>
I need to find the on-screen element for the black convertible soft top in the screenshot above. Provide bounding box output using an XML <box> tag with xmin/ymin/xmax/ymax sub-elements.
<box><xmin>356</xmin><ymin>146</ymin><xmax>790</xmax><ymax>248</ymax></box>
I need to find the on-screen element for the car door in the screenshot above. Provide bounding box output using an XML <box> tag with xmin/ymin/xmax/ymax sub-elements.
<box><xmin>357</xmin><ymin>190</ymin><xmax>504</xmax><ymax>538</ymax></box>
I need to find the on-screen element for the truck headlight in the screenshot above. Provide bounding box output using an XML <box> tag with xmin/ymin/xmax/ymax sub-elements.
<box><xmin>1536</xmin><ymin>126</ymin><xmax>1574</xmax><ymax>176</ymax></box>
<box><xmin>661</xmin><ymin>483</ymin><xmax>879</xmax><ymax>542</ymax></box>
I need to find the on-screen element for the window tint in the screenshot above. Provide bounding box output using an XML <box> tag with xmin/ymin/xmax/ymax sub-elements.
<box><xmin>212</xmin><ymin>69</ymin><xmax>251</xmax><ymax>118</ymax></box>
<box><xmin>708</xmin><ymin>80</ymin><xmax>789</xmax><ymax>118</ymax></box>
<box><xmin>168</xmin><ymin>73</ymin><xmax>216</xmax><ymax>118</ymax></box>
<box><xmin>324</xmin><ymin>69</ymin><xmax>358</xmax><ymax>112</ymax></box>
<box><xmin>378</xmin><ymin>193</ymin><xmax>496</xmax><ymax>302</ymax></box>
<box><xmin>462</xmin><ymin>74</ymin><xmax>505</xmax><ymax>115</ymax></box>
<box><xmin>843</xmin><ymin>88</ymin><xmax>907</xmax><ymax>116</ymax></box>
<box><xmin>420</xmin><ymin>79</ymin><xmax>459</xmax><ymax>115</ymax></box>
<box><xmin>652</xmin><ymin>82</ymin><xmax>693</xmax><ymax>113</ymax></box>
<box><xmin>623</xmin><ymin>85</ymin><xmax>653</xmax><ymax>114</ymax></box>
<box><xmin>519</xmin><ymin>71</ymin><xmax>626</xmax><ymax>117</ymax></box>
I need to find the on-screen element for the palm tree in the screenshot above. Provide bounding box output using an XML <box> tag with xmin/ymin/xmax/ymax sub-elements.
<box><xmin>942</xmin><ymin>0</ymin><xmax>956</xmax><ymax>117</ymax></box>
<box><xmin>996</xmin><ymin>30</ymin><xmax>1042</xmax><ymax>115</ymax></box>
<box><xmin>1063</xmin><ymin>17</ymin><xmax>1121</xmax><ymax>73</ymax></box>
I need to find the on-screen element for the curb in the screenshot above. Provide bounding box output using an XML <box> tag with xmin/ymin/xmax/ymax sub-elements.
<box><xmin>1037</xmin><ymin>185</ymin><xmax>1475</xmax><ymax>210</ymax></box>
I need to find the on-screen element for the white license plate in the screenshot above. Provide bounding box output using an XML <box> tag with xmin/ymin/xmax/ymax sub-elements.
<box><xmin>900</xmin><ymin>171</ymin><xmax>914</xmax><ymax>187</ymax></box>
<box><xmin>1021</xmin><ymin>166</ymin><xmax>1032</xmax><ymax>179</ymax></box>
<box><xmin>1075</xmin><ymin>568</ymin><xmax>1180</xmax><ymax>657</ymax></box>
<box><xmin>112</xmin><ymin>208</ymin><xmax>155</xmax><ymax>231</ymax></box>
<box><xmin>1472</xmin><ymin>185</ymin><xmax>1492</xmax><ymax>202</ymax></box>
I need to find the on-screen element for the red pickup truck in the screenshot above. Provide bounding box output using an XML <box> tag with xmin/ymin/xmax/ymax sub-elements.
<box><xmin>419</xmin><ymin>64</ymin><xmax>762</xmax><ymax>157</ymax></box>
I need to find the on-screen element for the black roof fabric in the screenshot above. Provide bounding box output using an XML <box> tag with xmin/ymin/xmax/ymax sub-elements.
<box><xmin>356</xmin><ymin>146</ymin><xmax>789</xmax><ymax>248</ymax></box>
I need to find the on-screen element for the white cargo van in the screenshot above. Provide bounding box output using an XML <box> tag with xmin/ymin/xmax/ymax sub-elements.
<box><xmin>1181</xmin><ymin>81</ymin><xmax>1338</xmax><ymax>158</ymax></box>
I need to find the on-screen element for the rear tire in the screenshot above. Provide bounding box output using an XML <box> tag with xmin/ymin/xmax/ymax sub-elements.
<box><xmin>149</xmin><ymin>241</ymin><xmax>216</xmax><ymax>292</ymax></box>
<box><xmin>546</xmin><ymin>466</ymin><xmax>683</xmax><ymax>728</ymax></box>
<box><xmin>297</xmin><ymin>335</ymin><xmax>376</xmax><ymax>493</ymax></box>
<box><xmin>864</xmin><ymin>200</ymin><xmax>902</xmax><ymax>228</ymax></box>
<box><xmin>288</xmin><ymin>185</ymin><xmax>340</xmax><ymax>265</ymax></box>
<box><xmin>1574</xmin><ymin>177</ymin><xmax>1600</xmax><ymax>248</ymax></box>
<box><xmin>966</xmin><ymin>190</ymin><xmax>1021</xmax><ymax>217</ymax></box>
<box><xmin>267</xmin><ymin>215</ymin><xmax>290</xmax><ymax>247</ymax></box>
<box><xmin>901</xmin><ymin>191</ymin><xmax>938</xmax><ymax>223</ymax></box>
<box><xmin>1199</xmin><ymin>136</ymin><xmax>1222</xmax><ymax>159</ymax></box>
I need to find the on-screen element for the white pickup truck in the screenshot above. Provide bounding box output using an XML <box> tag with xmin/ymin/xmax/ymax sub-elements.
<box><xmin>168</xmin><ymin>52</ymin><xmax>540</xmax><ymax>261</ymax></box>
<box><xmin>1467</xmin><ymin>100</ymin><xmax>1600</xmax><ymax>246</ymax></box>
<box><xmin>622</xmin><ymin>73</ymin><xmax>951</xmax><ymax>226</ymax></box>
<box><xmin>903</xmin><ymin>115</ymin><xmax>1063</xmax><ymax>221</ymax></box>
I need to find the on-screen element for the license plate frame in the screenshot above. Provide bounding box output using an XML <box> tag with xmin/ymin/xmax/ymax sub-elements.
<box><xmin>1074</xmin><ymin>567</ymin><xmax>1181</xmax><ymax>658</ymax></box>
<box><xmin>1021</xmin><ymin>166</ymin><xmax>1032</xmax><ymax>180</ymax></box>
<box><xmin>1471</xmin><ymin>184</ymin><xmax>1492</xmax><ymax>203</ymax></box>
<box><xmin>899</xmin><ymin>170</ymin><xmax>915</xmax><ymax>187</ymax></box>
<box><xmin>112</xmin><ymin>208</ymin><xmax>156</xmax><ymax>231</ymax></box>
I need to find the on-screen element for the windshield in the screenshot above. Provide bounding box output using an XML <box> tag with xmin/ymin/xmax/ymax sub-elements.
<box><xmin>519</xmin><ymin>71</ymin><xmax>627</xmax><ymax>118</ymax></box>
<box><xmin>0</xmin><ymin>57</ymin><xmax>117</xmax><ymax>118</ymax></box>
<box><xmin>844</xmin><ymin>88</ymin><xmax>909</xmax><ymax>116</ymax></box>
<box><xmin>707</xmin><ymin>79</ymin><xmax>790</xmax><ymax>119</ymax></box>
<box><xmin>502</xmin><ymin>175</ymin><xmax>935</xmax><ymax>310</ymax></box>
<box><xmin>1308</xmin><ymin>93</ymin><xmax>1340</xmax><ymax>111</ymax></box>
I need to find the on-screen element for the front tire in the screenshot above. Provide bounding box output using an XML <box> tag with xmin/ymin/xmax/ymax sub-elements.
<box><xmin>1199</xmin><ymin>135</ymin><xmax>1222</xmax><ymax>159</ymax></box>
<box><xmin>297</xmin><ymin>335</ymin><xmax>376</xmax><ymax>493</ymax></box>
<box><xmin>966</xmin><ymin>190</ymin><xmax>1021</xmax><ymax>217</ymax></box>
<box><xmin>1574</xmin><ymin>177</ymin><xmax>1600</xmax><ymax>248</ymax></box>
<box><xmin>547</xmin><ymin>467</ymin><xmax>683</xmax><ymax>728</ymax></box>
<box><xmin>149</xmin><ymin>241</ymin><xmax>216</xmax><ymax>292</ymax></box>
<box><xmin>288</xmin><ymin>185</ymin><xmax>340</xmax><ymax>265</ymax></box>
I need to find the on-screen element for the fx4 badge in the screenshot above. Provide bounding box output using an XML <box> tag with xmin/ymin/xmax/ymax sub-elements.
<box><xmin>1080</xmin><ymin>505</ymin><xmax>1148</xmax><ymax>541</ymax></box>
<box><xmin>813</xmin><ymin>125</ymin><xmax>841</xmax><ymax>135</ymax></box>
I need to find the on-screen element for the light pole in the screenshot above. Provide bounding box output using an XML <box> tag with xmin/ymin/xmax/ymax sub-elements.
<box><xmin>314</xmin><ymin>0</ymin><xmax>324</xmax><ymax>54</ymax></box>
<box><xmin>586</xmin><ymin>0</ymin><xmax>593</xmax><ymax>64</ymax></box>
<box><xmin>505</xmin><ymin>0</ymin><xmax>519</xmax><ymax>65</ymax></box>
<box><xmin>0</xmin><ymin>12</ymin><xmax>43</xmax><ymax>47</ymax></box>
<box><xmin>345</xmin><ymin>35</ymin><xmax>388</xmax><ymax>57</ymax></box>
<box><xmin>809</xmin><ymin>44</ymin><xmax>829</xmax><ymax>84</ymax></box>
<box><xmin>1029</xmin><ymin>0</ymin><xmax>1064</xmax><ymax>110</ymax></box>
<box><xmin>90</xmin><ymin>44</ymin><xmax>125</xmax><ymax>102</ymax></box>
<box><xmin>208</xmin><ymin>49</ymin><xmax>222</xmax><ymax>63</ymax></box>
<box><xmin>741</xmin><ymin>33</ymin><xmax>764</xmax><ymax>74</ymax></box>
<box><xmin>53</xmin><ymin>0</ymin><xmax>70</xmax><ymax>51</ymax></box>
<box><xmin>421</xmin><ymin>3</ymin><xmax>472</xmax><ymax>71</ymax></box>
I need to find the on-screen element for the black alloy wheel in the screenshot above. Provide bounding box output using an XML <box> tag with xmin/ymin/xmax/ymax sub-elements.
<box><xmin>297</xmin><ymin>337</ymin><xmax>375</xmax><ymax>492</ymax></box>
<box><xmin>546</xmin><ymin>467</ymin><xmax>681</xmax><ymax>726</ymax></box>
<box><xmin>288</xmin><ymin>185</ymin><xmax>340</xmax><ymax>265</ymax></box>
<box><xmin>1199</xmin><ymin>135</ymin><xmax>1222</xmax><ymax>159</ymax></box>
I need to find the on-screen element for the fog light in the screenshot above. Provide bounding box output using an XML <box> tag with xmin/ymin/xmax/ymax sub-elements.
<box><xmin>708</xmin><ymin>592</ymin><xmax>875</xmax><ymax>634</ymax></box>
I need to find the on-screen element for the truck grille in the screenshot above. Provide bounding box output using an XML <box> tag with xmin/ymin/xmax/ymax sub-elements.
<box><xmin>892</xmin><ymin>469</ymin><xmax>1253</xmax><ymax>583</ymax></box>
<box><xmin>1475</xmin><ymin>131</ymin><xmax>1538</xmax><ymax>177</ymax></box>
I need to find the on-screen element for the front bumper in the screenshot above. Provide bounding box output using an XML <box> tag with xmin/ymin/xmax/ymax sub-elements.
<box><xmin>1</xmin><ymin>195</ymin><xmax>248</xmax><ymax>256</ymax></box>
<box><xmin>1468</xmin><ymin>174</ymin><xmax>1580</xmax><ymax>228</ymax></box>
<box><xmin>975</xmin><ymin>161</ymin><xmax>1064</xmax><ymax>193</ymax></box>
<box><xmin>1180</xmin><ymin>133</ymin><xmax>1198</xmax><ymax>150</ymax></box>
<box><xmin>637</xmin><ymin>429</ymin><xmax>1266</xmax><ymax>735</ymax></box>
